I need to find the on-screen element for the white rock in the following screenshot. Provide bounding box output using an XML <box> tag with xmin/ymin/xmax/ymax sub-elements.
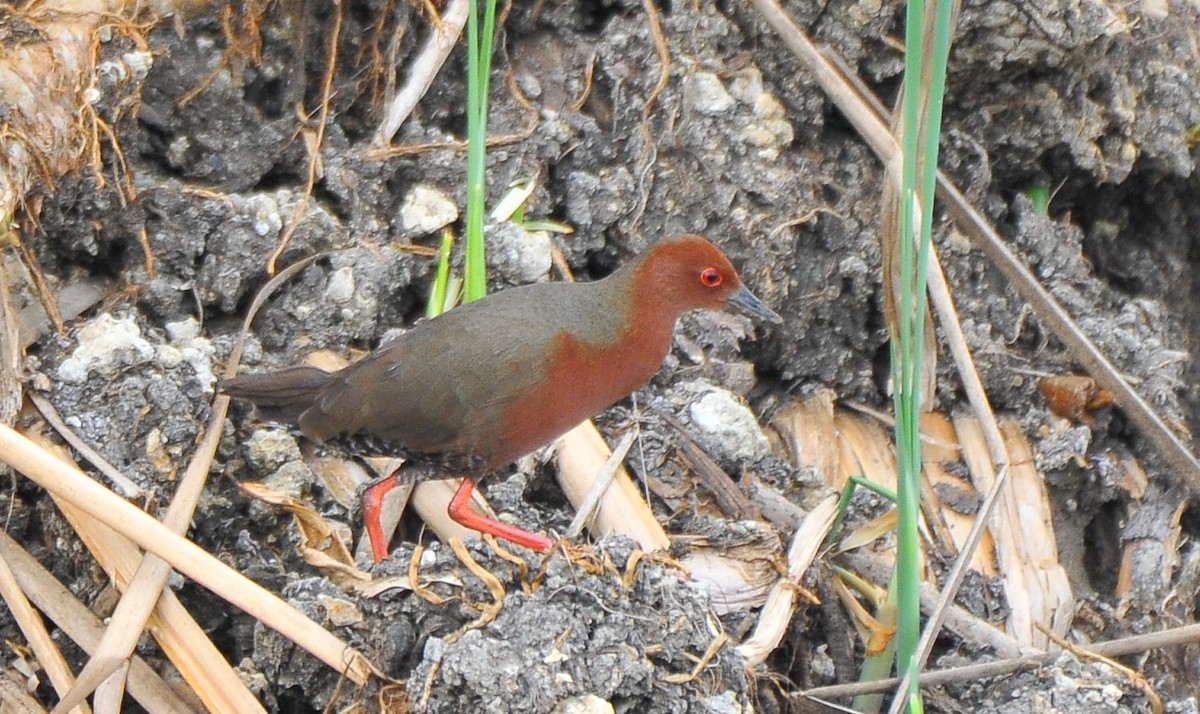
<box><xmin>156</xmin><ymin>344</ymin><xmax>183</xmax><ymax>369</ymax></box>
<box><xmin>241</xmin><ymin>193</ymin><xmax>283</xmax><ymax>237</ymax></box>
<box><xmin>246</xmin><ymin>429</ymin><xmax>303</xmax><ymax>471</ymax></box>
<box><xmin>399</xmin><ymin>185</ymin><xmax>458</xmax><ymax>236</ymax></box>
<box><xmin>325</xmin><ymin>266</ymin><xmax>355</xmax><ymax>303</ymax></box>
<box><xmin>684</xmin><ymin>71</ymin><xmax>735</xmax><ymax>115</ymax></box>
<box><xmin>487</xmin><ymin>223</ymin><xmax>552</xmax><ymax>283</ymax></box>
<box><xmin>263</xmin><ymin>460</ymin><xmax>314</xmax><ymax>499</ymax></box>
<box><xmin>57</xmin><ymin>313</ymin><xmax>155</xmax><ymax>384</ymax></box>
<box><xmin>552</xmin><ymin>694</ymin><xmax>614</xmax><ymax>714</ymax></box>
<box><xmin>728</xmin><ymin>66</ymin><xmax>794</xmax><ymax>158</ymax></box>
<box><xmin>728</xmin><ymin>66</ymin><xmax>766</xmax><ymax>104</ymax></box>
<box><xmin>166</xmin><ymin>317</ymin><xmax>216</xmax><ymax>392</ymax></box>
<box><xmin>122</xmin><ymin>50</ymin><xmax>154</xmax><ymax>80</ymax></box>
<box><xmin>165</xmin><ymin>317</ymin><xmax>200</xmax><ymax>342</ymax></box>
<box><xmin>688</xmin><ymin>386</ymin><xmax>771</xmax><ymax>462</ymax></box>
<box><xmin>96</xmin><ymin>59</ymin><xmax>127</xmax><ymax>82</ymax></box>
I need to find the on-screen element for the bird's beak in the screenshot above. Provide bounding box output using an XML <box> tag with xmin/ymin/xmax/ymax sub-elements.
<box><xmin>727</xmin><ymin>284</ymin><xmax>783</xmax><ymax>324</ymax></box>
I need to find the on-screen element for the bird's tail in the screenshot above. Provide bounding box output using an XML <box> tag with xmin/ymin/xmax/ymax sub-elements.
<box><xmin>220</xmin><ymin>366</ymin><xmax>333</xmax><ymax>425</ymax></box>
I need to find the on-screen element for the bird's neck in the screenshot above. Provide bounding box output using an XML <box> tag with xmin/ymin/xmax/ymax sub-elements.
<box><xmin>602</xmin><ymin>257</ymin><xmax>684</xmax><ymax>362</ymax></box>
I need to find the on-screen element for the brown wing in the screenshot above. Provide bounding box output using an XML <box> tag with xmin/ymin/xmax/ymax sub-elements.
<box><xmin>296</xmin><ymin>283</ymin><xmax>580</xmax><ymax>462</ymax></box>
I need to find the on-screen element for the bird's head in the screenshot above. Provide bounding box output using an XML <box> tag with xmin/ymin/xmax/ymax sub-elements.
<box><xmin>637</xmin><ymin>234</ymin><xmax>783</xmax><ymax>324</ymax></box>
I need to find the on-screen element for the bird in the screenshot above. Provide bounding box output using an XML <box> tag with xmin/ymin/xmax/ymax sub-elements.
<box><xmin>221</xmin><ymin>234</ymin><xmax>782</xmax><ymax>562</ymax></box>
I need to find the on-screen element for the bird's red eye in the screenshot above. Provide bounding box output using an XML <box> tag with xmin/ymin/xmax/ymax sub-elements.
<box><xmin>700</xmin><ymin>268</ymin><xmax>723</xmax><ymax>287</ymax></box>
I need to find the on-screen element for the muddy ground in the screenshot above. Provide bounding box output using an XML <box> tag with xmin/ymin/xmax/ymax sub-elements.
<box><xmin>2</xmin><ymin>0</ymin><xmax>1199</xmax><ymax>712</ymax></box>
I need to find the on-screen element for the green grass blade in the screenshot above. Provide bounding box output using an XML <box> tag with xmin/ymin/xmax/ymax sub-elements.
<box><xmin>427</xmin><ymin>229</ymin><xmax>455</xmax><ymax>319</ymax></box>
<box><xmin>1025</xmin><ymin>184</ymin><xmax>1050</xmax><ymax>216</ymax></box>
<box><xmin>891</xmin><ymin>0</ymin><xmax>954</xmax><ymax>709</ymax></box>
<box><xmin>464</xmin><ymin>0</ymin><xmax>498</xmax><ymax>302</ymax></box>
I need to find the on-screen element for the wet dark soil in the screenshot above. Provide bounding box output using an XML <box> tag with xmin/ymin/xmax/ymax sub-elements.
<box><xmin>2</xmin><ymin>0</ymin><xmax>1199</xmax><ymax>712</ymax></box>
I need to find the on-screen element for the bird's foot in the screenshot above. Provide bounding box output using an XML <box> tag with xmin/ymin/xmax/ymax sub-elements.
<box><xmin>448</xmin><ymin>477</ymin><xmax>554</xmax><ymax>552</ymax></box>
<box><xmin>362</xmin><ymin>471</ymin><xmax>404</xmax><ymax>563</ymax></box>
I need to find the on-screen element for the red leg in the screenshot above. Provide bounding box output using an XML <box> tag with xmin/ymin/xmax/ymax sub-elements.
<box><xmin>448</xmin><ymin>477</ymin><xmax>554</xmax><ymax>552</ymax></box>
<box><xmin>362</xmin><ymin>472</ymin><xmax>402</xmax><ymax>563</ymax></box>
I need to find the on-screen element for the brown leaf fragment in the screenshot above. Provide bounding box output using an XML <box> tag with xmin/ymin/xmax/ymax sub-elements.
<box><xmin>1040</xmin><ymin>375</ymin><xmax>1113</xmax><ymax>424</ymax></box>
<box><xmin>239</xmin><ymin>481</ymin><xmax>372</xmax><ymax>587</ymax></box>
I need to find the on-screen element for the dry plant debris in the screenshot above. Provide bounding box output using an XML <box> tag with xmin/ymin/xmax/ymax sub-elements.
<box><xmin>0</xmin><ymin>0</ymin><xmax>1198</xmax><ymax>711</ymax></box>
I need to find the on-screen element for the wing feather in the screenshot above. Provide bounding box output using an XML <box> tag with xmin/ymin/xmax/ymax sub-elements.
<box><xmin>298</xmin><ymin>282</ymin><xmax>581</xmax><ymax>460</ymax></box>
